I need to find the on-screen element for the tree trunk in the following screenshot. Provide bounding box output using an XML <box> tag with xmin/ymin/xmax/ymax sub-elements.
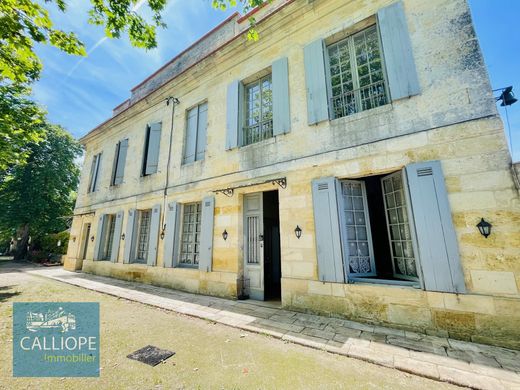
<box><xmin>14</xmin><ymin>224</ymin><xmax>30</xmax><ymax>261</ymax></box>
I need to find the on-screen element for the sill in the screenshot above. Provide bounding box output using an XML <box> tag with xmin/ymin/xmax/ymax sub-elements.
<box><xmin>239</xmin><ymin>136</ymin><xmax>276</xmax><ymax>150</ymax></box>
<box><xmin>181</xmin><ymin>158</ymin><xmax>205</xmax><ymax>167</ymax></box>
<box><xmin>329</xmin><ymin>103</ymin><xmax>393</xmax><ymax>126</ymax></box>
<box><xmin>176</xmin><ymin>264</ymin><xmax>198</xmax><ymax>270</ymax></box>
<box><xmin>130</xmin><ymin>260</ymin><xmax>147</xmax><ymax>265</ymax></box>
<box><xmin>349</xmin><ymin>277</ymin><xmax>420</xmax><ymax>288</ymax></box>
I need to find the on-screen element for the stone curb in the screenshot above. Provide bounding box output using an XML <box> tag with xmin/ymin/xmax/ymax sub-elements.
<box><xmin>26</xmin><ymin>268</ymin><xmax>520</xmax><ymax>390</ymax></box>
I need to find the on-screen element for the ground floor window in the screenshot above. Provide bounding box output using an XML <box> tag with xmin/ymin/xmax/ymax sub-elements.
<box><xmin>134</xmin><ymin>210</ymin><xmax>151</xmax><ymax>263</ymax></box>
<box><xmin>101</xmin><ymin>214</ymin><xmax>116</xmax><ymax>260</ymax></box>
<box><xmin>179</xmin><ymin>202</ymin><xmax>201</xmax><ymax>267</ymax></box>
<box><xmin>339</xmin><ymin>170</ymin><xmax>419</xmax><ymax>283</ymax></box>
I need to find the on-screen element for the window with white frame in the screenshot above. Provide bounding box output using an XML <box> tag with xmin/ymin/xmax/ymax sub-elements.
<box><xmin>134</xmin><ymin>210</ymin><xmax>151</xmax><ymax>262</ymax></box>
<box><xmin>101</xmin><ymin>214</ymin><xmax>116</xmax><ymax>260</ymax></box>
<box><xmin>327</xmin><ymin>25</ymin><xmax>388</xmax><ymax>120</ymax></box>
<box><xmin>179</xmin><ymin>202</ymin><xmax>202</xmax><ymax>267</ymax></box>
<box><xmin>339</xmin><ymin>171</ymin><xmax>418</xmax><ymax>283</ymax></box>
<box><xmin>243</xmin><ymin>74</ymin><xmax>273</xmax><ymax>146</ymax></box>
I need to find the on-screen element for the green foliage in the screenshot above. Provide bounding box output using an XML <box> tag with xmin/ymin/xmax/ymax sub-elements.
<box><xmin>0</xmin><ymin>124</ymin><xmax>82</xmax><ymax>245</ymax></box>
<box><xmin>37</xmin><ymin>230</ymin><xmax>70</xmax><ymax>255</ymax></box>
<box><xmin>0</xmin><ymin>0</ymin><xmax>169</xmax><ymax>83</ymax></box>
<box><xmin>212</xmin><ymin>0</ymin><xmax>270</xmax><ymax>41</ymax></box>
<box><xmin>0</xmin><ymin>84</ymin><xmax>47</xmax><ymax>171</ymax></box>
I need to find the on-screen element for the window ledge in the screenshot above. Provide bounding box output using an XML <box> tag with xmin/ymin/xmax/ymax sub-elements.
<box><xmin>349</xmin><ymin>277</ymin><xmax>420</xmax><ymax>289</ymax></box>
<box><xmin>330</xmin><ymin>103</ymin><xmax>393</xmax><ymax>127</ymax></box>
<box><xmin>181</xmin><ymin>159</ymin><xmax>205</xmax><ymax>168</ymax></box>
<box><xmin>239</xmin><ymin>136</ymin><xmax>277</xmax><ymax>151</ymax></box>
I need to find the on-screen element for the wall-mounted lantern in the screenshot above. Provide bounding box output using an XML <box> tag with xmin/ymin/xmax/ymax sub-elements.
<box><xmin>90</xmin><ymin>236</ymin><xmax>95</xmax><ymax>242</ymax></box>
<box><xmin>476</xmin><ymin>218</ymin><xmax>492</xmax><ymax>238</ymax></box>
<box><xmin>222</xmin><ymin>229</ymin><xmax>228</xmax><ymax>241</ymax></box>
<box><xmin>72</xmin><ymin>236</ymin><xmax>76</xmax><ymax>243</ymax></box>
<box><xmin>295</xmin><ymin>225</ymin><xmax>302</xmax><ymax>239</ymax></box>
<box><xmin>121</xmin><ymin>233</ymin><xmax>125</xmax><ymax>241</ymax></box>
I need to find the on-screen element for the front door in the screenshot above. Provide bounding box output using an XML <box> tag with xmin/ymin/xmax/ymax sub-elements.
<box><xmin>244</xmin><ymin>193</ymin><xmax>264</xmax><ymax>300</ymax></box>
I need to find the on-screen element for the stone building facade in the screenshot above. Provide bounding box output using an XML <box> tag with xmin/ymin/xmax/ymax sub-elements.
<box><xmin>65</xmin><ymin>0</ymin><xmax>520</xmax><ymax>349</ymax></box>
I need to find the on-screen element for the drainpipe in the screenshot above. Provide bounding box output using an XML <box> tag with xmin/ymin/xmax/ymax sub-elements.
<box><xmin>161</xmin><ymin>97</ymin><xmax>180</xmax><ymax>236</ymax></box>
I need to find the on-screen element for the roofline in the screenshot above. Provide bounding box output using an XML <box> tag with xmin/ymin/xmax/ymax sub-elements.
<box><xmin>80</xmin><ymin>0</ymin><xmax>296</xmax><ymax>144</ymax></box>
<box><xmin>130</xmin><ymin>12</ymin><xmax>240</xmax><ymax>93</ymax></box>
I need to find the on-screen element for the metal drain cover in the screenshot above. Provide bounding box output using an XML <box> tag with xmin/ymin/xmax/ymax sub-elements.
<box><xmin>127</xmin><ymin>345</ymin><xmax>175</xmax><ymax>366</ymax></box>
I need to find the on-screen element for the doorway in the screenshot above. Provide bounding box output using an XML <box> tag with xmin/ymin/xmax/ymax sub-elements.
<box><xmin>243</xmin><ymin>191</ymin><xmax>281</xmax><ymax>301</ymax></box>
<box><xmin>81</xmin><ymin>223</ymin><xmax>91</xmax><ymax>260</ymax></box>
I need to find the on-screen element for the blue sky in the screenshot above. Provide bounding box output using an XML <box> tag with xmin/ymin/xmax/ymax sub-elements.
<box><xmin>33</xmin><ymin>0</ymin><xmax>520</xmax><ymax>161</ymax></box>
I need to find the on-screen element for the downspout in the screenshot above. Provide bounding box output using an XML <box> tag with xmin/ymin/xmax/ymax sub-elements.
<box><xmin>161</xmin><ymin>97</ymin><xmax>180</xmax><ymax>237</ymax></box>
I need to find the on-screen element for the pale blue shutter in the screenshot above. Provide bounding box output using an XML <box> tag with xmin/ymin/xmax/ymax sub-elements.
<box><xmin>90</xmin><ymin>153</ymin><xmax>102</xmax><ymax>192</ymax></box>
<box><xmin>110</xmin><ymin>210</ymin><xmax>124</xmax><ymax>262</ymax></box>
<box><xmin>304</xmin><ymin>39</ymin><xmax>329</xmax><ymax>125</ymax></box>
<box><xmin>145</xmin><ymin>123</ymin><xmax>161</xmax><ymax>175</ymax></box>
<box><xmin>199</xmin><ymin>196</ymin><xmax>215</xmax><ymax>272</ymax></box>
<box><xmin>113</xmin><ymin>139</ymin><xmax>128</xmax><ymax>185</ymax></box>
<box><xmin>184</xmin><ymin>107</ymin><xmax>198</xmax><ymax>164</ymax></box>
<box><xmin>377</xmin><ymin>1</ymin><xmax>420</xmax><ymax>100</ymax></box>
<box><xmin>226</xmin><ymin>80</ymin><xmax>240</xmax><ymax>150</ymax></box>
<box><xmin>311</xmin><ymin>177</ymin><xmax>345</xmax><ymax>283</ymax></box>
<box><xmin>147</xmin><ymin>204</ymin><xmax>161</xmax><ymax>266</ymax></box>
<box><xmin>196</xmin><ymin>103</ymin><xmax>208</xmax><ymax>161</ymax></box>
<box><xmin>123</xmin><ymin>209</ymin><xmax>137</xmax><ymax>264</ymax></box>
<box><xmin>163</xmin><ymin>202</ymin><xmax>180</xmax><ymax>268</ymax></box>
<box><xmin>272</xmin><ymin>57</ymin><xmax>291</xmax><ymax>135</ymax></box>
<box><xmin>93</xmin><ymin>214</ymin><xmax>106</xmax><ymax>261</ymax></box>
<box><xmin>405</xmin><ymin>161</ymin><xmax>465</xmax><ymax>293</ymax></box>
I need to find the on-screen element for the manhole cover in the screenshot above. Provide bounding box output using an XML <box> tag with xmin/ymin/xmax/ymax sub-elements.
<box><xmin>127</xmin><ymin>345</ymin><xmax>175</xmax><ymax>366</ymax></box>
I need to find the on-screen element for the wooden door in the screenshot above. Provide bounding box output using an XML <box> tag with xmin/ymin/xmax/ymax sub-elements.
<box><xmin>243</xmin><ymin>193</ymin><xmax>264</xmax><ymax>300</ymax></box>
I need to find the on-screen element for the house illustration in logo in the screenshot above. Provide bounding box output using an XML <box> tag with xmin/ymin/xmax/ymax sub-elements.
<box><xmin>25</xmin><ymin>307</ymin><xmax>76</xmax><ymax>333</ymax></box>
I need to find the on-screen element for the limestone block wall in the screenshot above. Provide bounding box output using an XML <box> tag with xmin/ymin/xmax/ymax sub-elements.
<box><xmin>64</xmin><ymin>0</ymin><xmax>520</xmax><ymax>348</ymax></box>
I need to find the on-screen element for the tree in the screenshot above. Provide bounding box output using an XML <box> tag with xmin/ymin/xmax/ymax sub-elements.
<box><xmin>0</xmin><ymin>84</ymin><xmax>47</xmax><ymax>172</ymax></box>
<box><xmin>0</xmin><ymin>125</ymin><xmax>82</xmax><ymax>259</ymax></box>
<box><xmin>0</xmin><ymin>0</ymin><xmax>270</xmax><ymax>84</ymax></box>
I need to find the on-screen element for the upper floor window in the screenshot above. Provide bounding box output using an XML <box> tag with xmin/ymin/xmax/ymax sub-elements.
<box><xmin>183</xmin><ymin>102</ymin><xmax>208</xmax><ymax>164</ymax></box>
<box><xmin>327</xmin><ymin>25</ymin><xmax>388</xmax><ymax>120</ymax></box>
<box><xmin>88</xmin><ymin>153</ymin><xmax>102</xmax><ymax>193</ymax></box>
<box><xmin>243</xmin><ymin>74</ymin><xmax>273</xmax><ymax>146</ymax></box>
<box><xmin>142</xmin><ymin>123</ymin><xmax>162</xmax><ymax>176</ymax></box>
<box><xmin>111</xmin><ymin>139</ymin><xmax>129</xmax><ymax>186</ymax></box>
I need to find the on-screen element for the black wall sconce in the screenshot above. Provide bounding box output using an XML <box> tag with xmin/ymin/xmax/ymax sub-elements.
<box><xmin>121</xmin><ymin>233</ymin><xmax>125</xmax><ymax>241</ymax></box>
<box><xmin>222</xmin><ymin>229</ymin><xmax>228</xmax><ymax>241</ymax></box>
<box><xmin>90</xmin><ymin>236</ymin><xmax>95</xmax><ymax>242</ymax></box>
<box><xmin>295</xmin><ymin>225</ymin><xmax>302</xmax><ymax>239</ymax></box>
<box><xmin>476</xmin><ymin>218</ymin><xmax>492</xmax><ymax>238</ymax></box>
<box><xmin>160</xmin><ymin>224</ymin><xmax>166</xmax><ymax>240</ymax></box>
<box><xmin>72</xmin><ymin>236</ymin><xmax>76</xmax><ymax>243</ymax></box>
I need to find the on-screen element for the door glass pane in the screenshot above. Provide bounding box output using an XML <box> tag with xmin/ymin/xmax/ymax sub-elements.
<box><xmin>246</xmin><ymin>216</ymin><xmax>259</xmax><ymax>264</ymax></box>
<box><xmin>341</xmin><ymin>181</ymin><xmax>373</xmax><ymax>275</ymax></box>
<box><xmin>136</xmin><ymin>210</ymin><xmax>151</xmax><ymax>262</ymax></box>
<box><xmin>382</xmin><ymin>172</ymin><xmax>418</xmax><ymax>280</ymax></box>
<box><xmin>103</xmin><ymin>215</ymin><xmax>116</xmax><ymax>260</ymax></box>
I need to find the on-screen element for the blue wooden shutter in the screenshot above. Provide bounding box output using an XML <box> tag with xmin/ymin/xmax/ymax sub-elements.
<box><xmin>405</xmin><ymin>161</ymin><xmax>465</xmax><ymax>293</ymax></box>
<box><xmin>184</xmin><ymin>107</ymin><xmax>198</xmax><ymax>164</ymax></box>
<box><xmin>311</xmin><ymin>177</ymin><xmax>345</xmax><ymax>283</ymax></box>
<box><xmin>199</xmin><ymin>196</ymin><xmax>215</xmax><ymax>272</ymax></box>
<box><xmin>147</xmin><ymin>204</ymin><xmax>161</xmax><ymax>266</ymax></box>
<box><xmin>90</xmin><ymin>153</ymin><xmax>102</xmax><ymax>192</ymax></box>
<box><xmin>145</xmin><ymin>123</ymin><xmax>162</xmax><ymax>175</ymax></box>
<box><xmin>113</xmin><ymin>139</ymin><xmax>128</xmax><ymax>185</ymax></box>
<box><xmin>163</xmin><ymin>202</ymin><xmax>180</xmax><ymax>268</ymax></box>
<box><xmin>304</xmin><ymin>39</ymin><xmax>329</xmax><ymax>125</ymax></box>
<box><xmin>110</xmin><ymin>211</ymin><xmax>124</xmax><ymax>262</ymax></box>
<box><xmin>196</xmin><ymin>103</ymin><xmax>208</xmax><ymax>161</ymax></box>
<box><xmin>226</xmin><ymin>80</ymin><xmax>240</xmax><ymax>150</ymax></box>
<box><xmin>123</xmin><ymin>209</ymin><xmax>137</xmax><ymax>264</ymax></box>
<box><xmin>272</xmin><ymin>57</ymin><xmax>291</xmax><ymax>135</ymax></box>
<box><xmin>93</xmin><ymin>214</ymin><xmax>106</xmax><ymax>261</ymax></box>
<box><xmin>377</xmin><ymin>1</ymin><xmax>420</xmax><ymax>100</ymax></box>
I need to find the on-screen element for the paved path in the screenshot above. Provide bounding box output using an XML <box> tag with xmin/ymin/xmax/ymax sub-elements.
<box><xmin>24</xmin><ymin>266</ymin><xmax>520</xmax><ymax>390</ymax></box>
